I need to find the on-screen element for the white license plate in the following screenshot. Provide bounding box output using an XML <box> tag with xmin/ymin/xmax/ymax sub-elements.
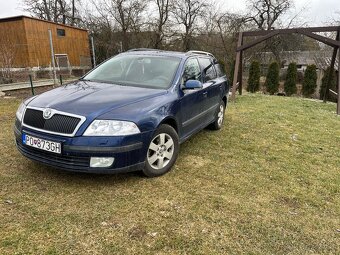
<box><xmin>22</xmin><ymin>134</ymin><xmax>61</xmax><ymax>154</ymax></box>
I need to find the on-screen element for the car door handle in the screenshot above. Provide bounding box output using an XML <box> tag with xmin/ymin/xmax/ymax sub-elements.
<box><xmin>203</xmin><ymin>92</ymin><xmax>208</xmax><ymax>97</ymax></box>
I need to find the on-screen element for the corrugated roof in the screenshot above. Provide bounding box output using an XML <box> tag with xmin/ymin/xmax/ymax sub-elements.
<box><xmin>251</xmin><ymin>51</ymin><xmax>338</xmax><ymax>70</ymax></box>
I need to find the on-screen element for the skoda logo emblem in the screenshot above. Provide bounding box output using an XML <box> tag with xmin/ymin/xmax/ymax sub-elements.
<box><xmin>43</xmin><ymin>108</ymin><xmax>53</xmax><ymax>119</ymax></box>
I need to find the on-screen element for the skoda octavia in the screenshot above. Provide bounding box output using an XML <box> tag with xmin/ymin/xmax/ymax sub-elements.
<box><xmin>14</xmin><ymin>49</ymin><xmax>229</xmax><ymax>177</ymax></box>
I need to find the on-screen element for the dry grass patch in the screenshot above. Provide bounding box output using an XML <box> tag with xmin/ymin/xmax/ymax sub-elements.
<box><xmin>0</xmin><ymin>94</ymin><xmax>339</xmax><ymax>254</ymax></box>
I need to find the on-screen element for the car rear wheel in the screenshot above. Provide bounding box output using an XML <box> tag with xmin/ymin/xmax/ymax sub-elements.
<box><xmin>143</xmin><ymin>124</ymin><xmax>179</xmax><ymax>177</ymax></box>
<box><xmin>209</xmin><ymin>100</ymin><xmax>226</xmax><ymax>130</ymax></box>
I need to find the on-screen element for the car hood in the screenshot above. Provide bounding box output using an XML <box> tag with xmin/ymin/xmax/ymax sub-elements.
<box><xmin>28</xmin><ymin>81</ymin><xmax>167</xmax><ymax>117</ymax></box>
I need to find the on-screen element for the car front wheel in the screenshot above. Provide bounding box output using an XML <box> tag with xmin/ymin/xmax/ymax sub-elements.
<box><xmin>143</xmin><ymin>124</ymin><xmax>179</xmax><ymax>177</ymax></box>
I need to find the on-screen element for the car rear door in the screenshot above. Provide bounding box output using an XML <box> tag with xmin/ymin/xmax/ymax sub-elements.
<box><xmin>197</xmin><ymin>57</ymin><xmax>220</xmax><ymax>123</ymax></box>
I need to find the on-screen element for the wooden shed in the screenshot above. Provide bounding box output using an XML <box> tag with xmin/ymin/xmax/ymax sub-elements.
<box><xmin>0</xmin><ymin>15</ymin><xmax>91</xmax><ymax>69</ymax></box>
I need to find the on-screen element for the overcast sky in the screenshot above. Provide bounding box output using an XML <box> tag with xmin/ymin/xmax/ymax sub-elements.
<box><xmin>0</xmin><ymin>0</ymin><xmax>339</xmax><ymax>26</ymax></box>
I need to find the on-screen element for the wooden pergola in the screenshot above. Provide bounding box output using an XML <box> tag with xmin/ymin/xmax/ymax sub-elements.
<box><xmin>231</xmin><ymin>26</ymin><xmax>340</xmax><ymax>115</ymax></box>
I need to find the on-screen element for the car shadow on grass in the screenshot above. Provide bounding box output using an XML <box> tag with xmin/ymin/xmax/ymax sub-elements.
<box><xmin>25</xmin><ymin>160</ymin><xmax>145</xmax><ymax>187</ymax></box>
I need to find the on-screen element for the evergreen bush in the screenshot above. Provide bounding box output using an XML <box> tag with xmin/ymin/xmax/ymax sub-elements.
<box><xmin>284</xmin><ymin>62</ymin><xmax>297</xmax><ymax>96</ymax></box>
<box><xmin>265</xmin><ymin>62</ymin><xmax>280</xmax><ymax>95</ymax></box>
<box><xmin>247</xmin><ymin>61</ymin><xmax>261</xmax><ymax>93</ymax></box>
<box><xmin>302</xmin><ymin>65</ymin><xmax>317</xmax><ymax>97</ymax></box>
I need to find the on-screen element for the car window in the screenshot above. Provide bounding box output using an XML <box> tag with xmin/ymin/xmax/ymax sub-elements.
<box><xmin>198</xmin><ymin>57</ymin><xmax>217</xmax><ymax>82</ymax></box>
<box><xmin>214</xmin><ymin>63</ymin><xmax>226</xmax><ymax>77</ymax></box>
<box><xmin>183</xmin><ymin>58</ymin><xmax>201</xmax><ymax>83</ymax></box>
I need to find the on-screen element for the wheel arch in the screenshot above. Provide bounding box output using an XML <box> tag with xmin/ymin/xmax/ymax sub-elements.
<box><xmin>158</xmin><ymin>117</ymin><xmax>179</xmax><ymax>134</ymax></box>
<box><xmin>222</xmin><ymin>96</ymin><xmax>227</xmax><ymax>107</ymax></box>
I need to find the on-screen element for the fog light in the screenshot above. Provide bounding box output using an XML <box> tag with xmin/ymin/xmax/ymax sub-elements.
<box><xmin>90</xmin><ymin>157</ymin><xmax>114</xmax><ymax>168</ymax></box>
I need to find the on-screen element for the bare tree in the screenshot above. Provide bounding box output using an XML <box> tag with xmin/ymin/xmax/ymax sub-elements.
<box><xmin>23</xmin><ymin>0</ymin><xmax>82</xmax><ymax>25</ymax></box>
<box><xmin>95</xmin><ymin>0</ymin><xmax>148</xmax><ymax>51</ymax></box>
<box><xmin>23</xmin><ymin>0</ymin><xmax>56</xmax><ymax>21</ymax></box>
<box><xmin>172</xmin><ymin>0</ymin><xmax>208</xmax><ymax>51</ymax></box>
<box><xmin>152</xmin><ymin>0</ymin><xmax>172</xmax><ymax>49</ymax></box>
<box><xmin>245</xmin><ymin>0</ymin><xmax>293</xmax><ymax>30</ymax></box>
<box><xmin>0</xmin><ymin>36</ymin><xmax>16</xmax><ymax>81</ymax></box>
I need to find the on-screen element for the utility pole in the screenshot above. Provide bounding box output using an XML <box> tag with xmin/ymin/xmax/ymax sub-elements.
<box><xmin>48</xmin><ymin>29</ymin><xmax>57</xmax><ymax>85</ymax></box>
<box><xmin>91</xmin><ymin>36</ymin><xmax>96</xmax><ymax>68</ymax></box>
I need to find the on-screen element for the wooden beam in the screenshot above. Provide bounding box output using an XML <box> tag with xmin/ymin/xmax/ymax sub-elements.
<box><xmin>242</xmin><ymin>26</ymin><xmax>340</xmax><ymax>37</ymax></box>
<box><xmin>231</xmin><ymin>32</ymin><xmax>243</xmax><ymax>101</ymax></box>
<box><xmin>298</xmin><ymin>30</ymin><xmax>340</xmax><ymax>48</ymax></box>
<box><xmin>237</xmin><ymin>30</ymin><xmax>280</xmax><ymax>52</ymax></box>
<box><xmin>329</xmin><ymin>89</ymin><xmax>338</xmax><ymax>98</ymax></box>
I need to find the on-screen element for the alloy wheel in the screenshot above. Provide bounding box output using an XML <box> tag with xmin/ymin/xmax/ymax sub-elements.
<box><xmin>217</xmin><ymin>104</ymin><xmax>224</xmax><ymax>127</ymax></box>
<box><xmin>147</xmin><ymin>133</ymin><xmax>174</xmax><ymax>170</ymax></box>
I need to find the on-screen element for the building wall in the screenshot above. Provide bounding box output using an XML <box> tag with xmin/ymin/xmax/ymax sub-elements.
<box><xmin>0</xmin><ymin>18</ymin><xmax>30</xmax><ymax>67</ymax></box>
<box><xmin>0</xmin><ymin>16</ymin><xmax>90</xmax><ymax>68</ymax></box>
<box><xmin>23</xmin><ymin>17</ymin><xmax>90</xmax><ymax>68</ymax></box>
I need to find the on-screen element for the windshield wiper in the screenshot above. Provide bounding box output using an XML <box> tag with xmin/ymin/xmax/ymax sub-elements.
<box><xmin>79</xmin><ymin>78</ymin><xmax>108</xmax><ymax>84</ymax></box>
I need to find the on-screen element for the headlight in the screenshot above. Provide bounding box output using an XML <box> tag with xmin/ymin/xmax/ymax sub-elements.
<box><xmin>16</xmin><ymin>102</ymin><xmax>26</xmax><ymax>121</ymax></box>
<box><xmin>83</xmin><ymin>120</ymin><xmax>140</xmax><ymax>136</ymax></box>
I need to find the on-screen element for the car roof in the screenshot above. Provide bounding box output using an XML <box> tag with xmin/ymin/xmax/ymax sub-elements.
<box><xmin>123</xmin><ymin>49</ymin><xmax>217</xmax><ymax>60</ymax></box>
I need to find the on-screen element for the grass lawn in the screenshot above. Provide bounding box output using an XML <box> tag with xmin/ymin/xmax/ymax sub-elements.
<box><xmin>0</xmin><ymin>94</ymin><xmax>339</xmax><ymax>254</ymax></box>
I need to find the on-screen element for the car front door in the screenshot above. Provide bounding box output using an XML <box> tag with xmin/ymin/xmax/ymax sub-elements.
<box><xmin>179</xmin><ymin>57</ymin><xmax>206</xmax><ymax>138</ymax></box>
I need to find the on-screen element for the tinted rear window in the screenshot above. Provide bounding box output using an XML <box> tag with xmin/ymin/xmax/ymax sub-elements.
<box><xmin>214</xmin><ymin>64</ymin><xmax>226</xmax><ymax>77</ymax></box>
<box><xmin>198</xmin><ymin>57</ymin><xmax>217</xmax><ymax>82</ymax></box>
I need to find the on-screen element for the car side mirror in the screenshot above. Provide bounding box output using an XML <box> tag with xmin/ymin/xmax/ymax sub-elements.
<box><xmin>184</xmin><ymin>80</ymin><xmax>202</xmax><ymax>90</ymax></box>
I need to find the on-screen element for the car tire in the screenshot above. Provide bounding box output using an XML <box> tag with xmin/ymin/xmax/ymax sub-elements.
<box><xmin>209</xmin><ymin>100</ymin><xmax>226</xmax><ymax>130</ymax></box>
<box><xmin>143</xmin><ymin>124</ymin><xmax>179</xmax><ymax>177</ymax></box>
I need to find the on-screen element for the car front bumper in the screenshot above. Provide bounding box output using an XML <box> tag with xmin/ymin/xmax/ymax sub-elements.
<box><xmin>14</xmin><ymin>122</ymin><xmax>152</xmax><ymax>174</ymax></box>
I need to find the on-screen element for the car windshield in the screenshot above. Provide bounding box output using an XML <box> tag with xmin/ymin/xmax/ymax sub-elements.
<box><xmin>83</xmin><ymin>54</ymin><xmax>181</xmax><ymax>89</ymax></box>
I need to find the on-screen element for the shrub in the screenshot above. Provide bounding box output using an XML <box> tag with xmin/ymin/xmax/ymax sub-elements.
<box><xmin>265</xmin><ymin>62</ymin><xmax>280</xmax><ymax>95</ymax></box>
<box><xmin>284</xmin><ymin>62</ymin><xmax>297</xmax><ymax>96</ymax></box>
<box><xmin>302</xmin><ymin>65</ymin><xmax>317</xmax><ymax>97</ymax></box>
<box><xmin>247</xmin><ymin>61</ymin><xmax>261</xmax><ymax>93</ymax></box>
<box><xmin>320</xmin><ymin>67</ymin><xmax>337</xmax><ymax>101</ymax></box>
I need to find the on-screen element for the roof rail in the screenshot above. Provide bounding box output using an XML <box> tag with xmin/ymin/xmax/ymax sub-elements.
<box><xmin>186</xmin><ymin>50</ymin><xmax>215</xmax><ymax>58</ymax></box>
<box><xmin>127</xmin><ymin>48</ymin><xmax>160</xmax><ymax>52</ymax></box>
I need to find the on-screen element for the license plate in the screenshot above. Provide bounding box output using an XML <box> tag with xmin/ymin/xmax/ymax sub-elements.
<box><xmin>22</xmin><ymin>134</ymin><xmax>61</xmax><ymax>154</ymax></box>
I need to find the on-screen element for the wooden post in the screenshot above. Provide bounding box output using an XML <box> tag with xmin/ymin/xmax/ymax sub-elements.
<box><xmin>238</xmin><ymin>36</ymin><xmax>244</xmax><ymax>95</ymax></box>
<box><xmin>337</xmin><ymin>39</ymin><xmax>340</xmax><ymax>115</ymax></box>
<box><xmin>231</xmin><ymin>32</ymin><xmax>243</xmax><ymax>101</ymax></box>
<box><xmin>323</xmin><ymin>32</ymin><xmax>339</xmax><ymax>103</ymax></box>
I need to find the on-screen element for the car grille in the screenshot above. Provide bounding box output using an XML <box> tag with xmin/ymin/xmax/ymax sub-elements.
<box><xmin>17</xmin><ymin>141</ymin><xmax>90</xmax><ymax>169</ymax></box>
<box><xmin>23</xmin><ymin>108</ymin><xmax>81</xmax><ymax>135</ymax></box>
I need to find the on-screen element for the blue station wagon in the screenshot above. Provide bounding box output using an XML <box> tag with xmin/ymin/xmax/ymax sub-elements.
<box><xmin>14</xmin><ymin>49</ymin><xmax>229</xmax><ymax>177</ymax></box>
